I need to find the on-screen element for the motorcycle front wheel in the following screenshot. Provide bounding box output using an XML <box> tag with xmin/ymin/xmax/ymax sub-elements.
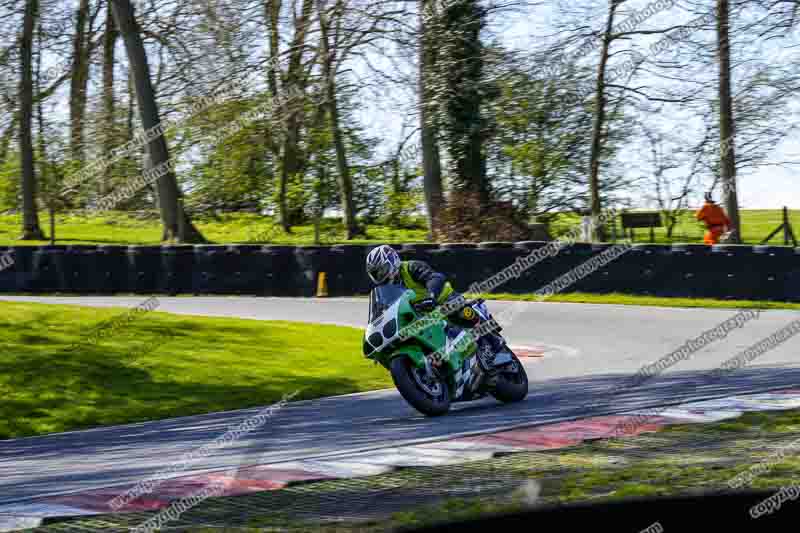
<box><xmin>491</xmin><ymin>353</ymin><xmax>529</xmax><ymax>403</ymax></box>
<box><xmin>390</xmin><ymin>356</ymin><xmax>451</xmax><ymax>416</ymax></box>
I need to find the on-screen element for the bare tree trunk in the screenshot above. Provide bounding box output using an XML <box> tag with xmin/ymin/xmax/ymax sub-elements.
<box><xmin>19</xmin><ymin>0</ymin><xmax>45</xmax><ymax>240</ymax></box>
<box><xmin>101</xmin><ymin>2</ymin><xmax>118</xmax><ymax>195</ymax></box>
<box><xmin>716</xmin><ymin>0</ymin><xmax>741</xmax><ymax>243</ymax></box>
<box><xmin>317</xmin><ymin>0</ymin><xmax>358</xmax><ymax>239</ymax></box>
<box><xmin>36</xmin><ymin>32</ymin><xmax>52</xmax><ymax>240</ymax></box>
<box><xmin>264</xmin><ymin>0</ymin><xmax>281</xmax><ymax>97</ymax></box>
<box><xmin>587</xmin><ymin>0</ymin><xmax>621</xmax><ymax>243</ymax></box>
<box><xmin>667</xmin><ymin>217</ymin><xmax>677</xmax><ymax>239</ymax></box>
<box><xmin>277</xmin><ymin>0</ymin><xmax>314</xmax><ymax>233</ymax></box>
<box><xmin>110</xmin><ymin>0</ymin><xmax>205</xmax><ymax>243</ymax></box>
<box><xmin>69</xmin><ymin>0</ymin><xmax>90</xmax><ymax>163</ymax></box>
<box><xmin>419</xmin><ymin>0</ymin><xmax>443</xmax><ymax>234</ymax></box>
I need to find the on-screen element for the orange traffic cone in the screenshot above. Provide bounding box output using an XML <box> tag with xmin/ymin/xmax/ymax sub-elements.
<box><xmin>316</xmin><ymin>272</ymin><xmax>329</xmax><ymax>297</ymax></box>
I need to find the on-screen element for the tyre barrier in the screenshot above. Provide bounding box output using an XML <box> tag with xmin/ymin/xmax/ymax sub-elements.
<box><xmin>64</xmin><ymin>245</ymin><xmax>98</xmax><ymax>293</ymax></box>
<box><xmin>96</xmin><ymin>246</ymin><xmax>130</xmax><ymax>293</ymax></box>
<box><xmin>294</xmin><ymin>246</ymin><xmax>334</xmax><ymax>298</ymax></box>
<box><xmin>431</xmin><ymin>243</ymin><xmax>479</xmax><ymax>290</ymax></box>
<box><xmin>751</xmin><ymin>246</ymin><xmax>793</xmax><ymax>301</ymax></box>
<box><xmin>0</xmin><ymin>246</ymin><xmax>17</xmax><ymax>292</ymax></box>
<box><xmin>262</xmin><ymin>246</ymin><xmax>300</xmax><ymax>297</ymax></box>
<box><xmin>663</xmin><ymin>244</ymin><xmax>715</xmax><ymax>299</ymax></box>
<box><xmin>225</xmin><ymin>245</ymin><xmax>271</xmax><ymax>295</ymax></box>
<box><xmin>612</xmin><ymin>244</ymin><xmax>674</xmax><ymax>296</ymax></box>
<box><xmin>193</xmin><ymin>245</ymin><xmax>270</xmax><ymax>295</ymax></box>
<box><xmin>468</xmin><ymin>242</ymin><xmax>526</xmax><ymax>294</ymax></box>
<box><xmin>707</xmin><ymin>245</ymin><xmax>759</xmax><ymax>300</ymax></box>
<box><xmin>329</xmin><ymin>245</ymin><xmax>370</xmax><ymax>296</ymax></box>
<box><xmin>399</xmin><ymin>243</ymin><xmax>439</xmax><ymax>265</ymax></box>
<box><xmin>30</xmin><ymin>246</ymin><xmax>68</xmax><ymax>292</ymax></box>
<box><xmin>161</xmin><ymin>246</ymin><xmax>196</xmax><ymax>295</ymax></box>
<box><xmin>127</xmin><ymin>246</ymin><xmax>164</xmax><ymax>294</ymax></box>
<box><xmin>0</xmin><ymin>242</ymin><xmax>797</xmax><ymax>301</ymax></box>
<box><xmin>193</xmin><ymin>245</ymin><xmax>230</xmax><ymax>294</ymax></box>
<box><xmin>502</xmin><ymin>241</ymin><xmax>555</xmax><ymax>294</ymax></box>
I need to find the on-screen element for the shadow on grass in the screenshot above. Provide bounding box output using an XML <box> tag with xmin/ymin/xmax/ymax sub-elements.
<box><xmin>0</xmin><ymin>302</ymin><xmax>378</xmax><ymax>441</ymax></box>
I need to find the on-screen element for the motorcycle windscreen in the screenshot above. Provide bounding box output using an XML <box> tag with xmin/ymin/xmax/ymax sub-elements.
<box><xmin>367</xmin><ymin>283</ymin><xmax>407</xmax><ymax>324</ymax></box>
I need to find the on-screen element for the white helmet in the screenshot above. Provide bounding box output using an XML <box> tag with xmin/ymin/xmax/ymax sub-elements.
<box><xmin>366</xmin><ymin>245</ymin><xmax>400</xmax><ymax>285</ymax></box>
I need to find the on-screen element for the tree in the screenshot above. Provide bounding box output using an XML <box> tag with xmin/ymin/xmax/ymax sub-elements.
<box><xmin>587</xmin><ymin>0</ymin><xmax>624</xmax><ymax>242</ymax></box>
<box><xmin>19</xmin><ymin>0</ymin><xmax>45</xmax><ymax>240</ymax></box>
<box><xmin>715</xmin><ymin>0</ymin><xmax>741</xmax><ymax>242</ymax></box>
<box><xmin>69</xmin><ymin>0</ymin><xmax>93</xmax><ymax>163</ymax></box>
<box><xmin>419</xmin><ymin>0</ymin><xmax>444</xmax><ymax>234</ymax></box>
<box><xmin>488</xmin><ymin>55</ymin><xmax>598</xmax><ymax>219</ymax></box>
<box><xmin>110</xmin><ymin>0</ymin><xmax>205</xmax><ymax>243</ymax></box>
<box><xmin>270</xmin><ymin>0</ymin><xmax>315</xmax><ymax>232</ymax></box>
<box><xmin>317</xmin><ymin>0</ymin><xmax>359</xmax><ymax>238</ymax></box>
<box><xmin>637</xmin><ymin>124</ymin><xmax>699</xmax><ymax>239</ymax></box>
<box><xmin>426</xmin><ymin>0</ymin><xmax>489</xmax><ymax>206</ymax></box>
<box><xmin>100</xmin><ymin>1</ymin><xmax>118</xmax><ymax>195</ymax></box>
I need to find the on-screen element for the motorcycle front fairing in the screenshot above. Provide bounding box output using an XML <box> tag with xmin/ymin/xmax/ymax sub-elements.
<box><xmin>363</xmin><ymin>285</ymin><xmax>477</xmax><ymax>380</ymax></box>
<box><xmin>363</xmin><ymin>285</ymin><xmax>436</xmax><ymax>370</ymax></box>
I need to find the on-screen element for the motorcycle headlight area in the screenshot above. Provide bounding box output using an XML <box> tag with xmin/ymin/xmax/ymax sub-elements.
<box><xmin>365</xmin><ymin>318</ymin><xmax>398</xmax><ymax>352</ymax></box>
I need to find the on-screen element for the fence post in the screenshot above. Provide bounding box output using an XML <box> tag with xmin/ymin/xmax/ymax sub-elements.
<box><xmin>784</xmin><ymin>206</ymin><xmax>790</xmax><ymax>245</ymax></box>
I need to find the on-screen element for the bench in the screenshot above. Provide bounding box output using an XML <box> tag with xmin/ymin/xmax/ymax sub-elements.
<box><xmin>620</xmin><ymin>212</ymin><xmax>663</xmax><ymax>242</ymax></box>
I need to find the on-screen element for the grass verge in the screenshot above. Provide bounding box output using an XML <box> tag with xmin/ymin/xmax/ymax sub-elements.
<box><xmin>0</xmin><ymin>301</ymin><xmax>388</xmax><ymax>439</ymax></box>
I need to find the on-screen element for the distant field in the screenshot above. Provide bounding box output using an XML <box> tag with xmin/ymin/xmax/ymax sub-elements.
<box><xmin>0</xmin><ymin>209</ymin><xmax>796</xmax><ymax>246</ymax></box>
<box><xmin>549</xmin><ymin>209</ymin><xmax>800</xmax><ymax>246</ymax></box>
<box><xmin>0</xmin><ymin>211</ymin><xmax>428</xmax><ymax>246</ymax></box>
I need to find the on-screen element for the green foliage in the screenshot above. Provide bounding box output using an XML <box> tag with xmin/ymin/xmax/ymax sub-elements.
<box><xmin>182</xmin><ymin>95</ymin><xmax>276</xmax><ymax>213</ymax></box>
<box><xmin>384</xmin><ymin>189</ymin><xmax>424</xmax><ymax>229</ymax></box>
<box><xmin>487</xmin><ymin>58</ymin><xmax>596</xmax><ymax>216</ymax></box>
<box><xmin>0</xmin><ymin>152</ymin><xmax>20</xmax><ymax>212</ymax></box>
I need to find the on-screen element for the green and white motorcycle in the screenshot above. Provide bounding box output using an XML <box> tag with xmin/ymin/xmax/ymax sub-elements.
<box><xmin>363</xmin><ymin>284</ymin><xmax>528</xmax><ymax>416</ymax></box>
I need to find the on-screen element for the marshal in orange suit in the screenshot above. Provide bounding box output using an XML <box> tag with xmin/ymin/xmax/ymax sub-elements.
<box><xmin>695</xmin><ymin>193</ymin><xmax>731</xmax><ymax>245</ymax></box>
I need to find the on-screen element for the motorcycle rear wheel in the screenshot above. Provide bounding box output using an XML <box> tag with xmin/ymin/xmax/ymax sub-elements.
<box><xmin>390</xmin><ymin>356</ymin><xmax>451</xmax><ymax>416</ymax></box>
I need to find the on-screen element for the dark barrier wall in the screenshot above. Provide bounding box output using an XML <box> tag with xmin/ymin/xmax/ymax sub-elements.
<box><xmin>0</xmin><ymin>242</ymin><xmax>799</xmax><ymax>301</ymax></box>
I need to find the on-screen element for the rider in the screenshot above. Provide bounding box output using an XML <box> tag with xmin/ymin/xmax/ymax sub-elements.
<box><xmin>365</xmin><ymin>245</ymin><xmax>504</xmax><ymax>357</ymax></box>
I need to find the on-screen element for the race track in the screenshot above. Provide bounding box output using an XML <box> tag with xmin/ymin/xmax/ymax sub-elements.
<box><xmin>1</xmin><ymin>296</ymin><xmax>799</xmax><ymax>506</ymax></box>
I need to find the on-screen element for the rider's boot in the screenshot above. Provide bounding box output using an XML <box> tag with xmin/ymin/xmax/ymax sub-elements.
<box><xmin>487</xmin><ymin>332</ymin><xmax>506</xmax><ymax>354</ymax></box>
<box><xmin>476</xmin><ymin>336</ymin><xmax>498</xmax><ymax>386</ymax></box>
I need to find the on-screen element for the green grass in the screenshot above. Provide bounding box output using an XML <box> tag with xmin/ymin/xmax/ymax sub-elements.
<box><xmin>0</xmin><ymin>211</ymin><xmax>428</xmax><ymax>246</ymax></box>
<box><xmin>0</xmin><ymin>300</ymin><xmax>390</xmax><ymax>439</ymax></box>
<box><xmin>474</xmin><ymin>291</ymin><xmax>800</xmax><ymax>310</ymax></box>
<box><xmin>1</xmin><ymin>209</ymin><xmax>797</xmax><ymax>246</ymax></box>
<box><xmin>585</xmin><ymin>208</ymin><xmax>800</xmax><ymax>246</ymax></box>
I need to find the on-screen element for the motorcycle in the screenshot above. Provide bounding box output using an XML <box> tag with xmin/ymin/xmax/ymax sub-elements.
<box><xmin>363</xmin><ymin>283</ymin><xmax>528</xmax><ymax>416</ymax></box>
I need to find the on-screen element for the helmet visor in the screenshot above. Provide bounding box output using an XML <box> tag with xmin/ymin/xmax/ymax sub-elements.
<box><xmin>368</xmin><ymin>262</ymin><xmax>391</xmax><ymax>285</ymax></box>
